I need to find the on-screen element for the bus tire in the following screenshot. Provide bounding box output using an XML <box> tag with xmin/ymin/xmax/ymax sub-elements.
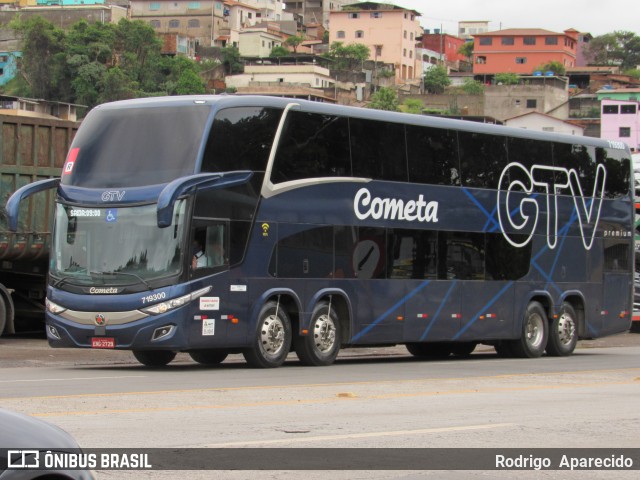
<box><xmin>0</xmin><ymin>295</ymin><xmax>6</xmax><ymax>337</ymax></box>
<box><xmin>189</xmin><ymin>349</ymin><xmax>229</xmax><ymax>365</ymax></box>
<box><xmin>295</xmin><ymin>301</ymin><xmax>341</xmax><ymax>366</ymax></box>
<box><xmin>546</xmin><ymin>302</ymin><xmax>578</xmax><ymax>356</ymax></box>
<box><xmin>132</xmin><ymin>350</ymin><xmax>176</xmax><ymax>367</ymax></box>
<box><xmin>451</xmin><ymin>342</ymin><xmax>476</xmax><ymax>357</ymax></box>
<box><xmin>509</xmin><ymin>301</ymin><xmax>548</xmax><ymax>358</ymax></box>
<box><xmin>243</xmin><ymin>301</ymin><xmax>292</xmax><ymax>368</ymax></box>
<box><xmin>406</xmin><ymin>342</ymin><xmax>451</xmax><ymax>358</ymax></box>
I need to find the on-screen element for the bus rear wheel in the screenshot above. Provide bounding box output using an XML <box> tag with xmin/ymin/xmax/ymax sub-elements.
<box><xmin>295</xmin><ymin>301</ymin><xmax>341</xmax><ymax>366</ymax></box>
<box><xmin>189</xmin><ymin>349</ymin><xmax>229</xmax><ymax>365</ymax></box>
<box><xmin>509</xmin><ymin>301</ymin><xmax>548</xmax><ymax>358</ymax></box>
<box><xmin>546</xmin><ymin>302</ymin><xmax>578</xmax><ymax>356</ymax></box>
<box><xmin>243</xmin><ymin>301</ymin><xmax>292</xmax><ymax>368</ymax></box>
<box><xmin>132</xmin><ymin>350</ymin><xmax>176</xmax><ymax>367</ymax></box>
<box><xmin>406</xmin><ymin>342</ymin><xmax>451</xmax><ymax>358</ymax></box>
<box><xmin>451</xmin><ymin>342</ymin><xmax>476</xmax><ymax>357</ymax></box>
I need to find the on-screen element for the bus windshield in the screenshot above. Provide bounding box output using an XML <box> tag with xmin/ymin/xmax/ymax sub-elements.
<box><xmin>51</xmin><ymin>200</ymin><xmax>187</xmax><ymax>286</ymax></box>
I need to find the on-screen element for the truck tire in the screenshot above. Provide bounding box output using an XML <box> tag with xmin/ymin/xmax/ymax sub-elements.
<box><xmin>0</xmin><ymin>296</ymin><xmax>6</xmax><ymax>336</ymax></box>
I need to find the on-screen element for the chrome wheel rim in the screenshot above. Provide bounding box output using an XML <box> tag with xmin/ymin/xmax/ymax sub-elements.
<box><xmin>557</xmin><ymin>313</ymin><xmax>576</xmax><ymax>346</ymax></box>
<box><xmin>259</xmin><ymin>315</ymin><xmax>285</xmax><ymax>356</ymax></box>
<box><xmin>525</xmin><ymin>312</ymin><xmax>545</xmax><ymax>349</ymax></box>
<box><xmin>313</xmin><ymin>313</ymin><xmax>337</xmax><ymax>353</ymax></box>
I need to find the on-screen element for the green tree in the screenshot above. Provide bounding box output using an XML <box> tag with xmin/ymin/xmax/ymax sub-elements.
<box><xmin>535</xmin><ymin>60</ymin><xmax>565</xmax><ymax>76</ymax></box>
<box><xmin>284</xmin><ymin>34</ymin><xmax>305</xmax><ymax>54</ymax></box>
<box><xmin>494</xmin><ymin>72</ymin><xmax>520</xmax><ymax>85</ymax></box>
<box><xmin>402</xmin><ymin>98</ymin><xmax>424</xmax><ymax>114</ymax></box>
<box><xmin>368</xmin><ymin>87</ymin><xmax>399</xmax><ymax>111</ymax></box>
<box><xmin>98</xmin><ymin>66</ymin><xmax>138</xmax><ymax>104</ymax></box>
<box><xmin>175</xmin><ymin>69</ymin><xmax>205</xmax><ymax>95</ymax></box>
<box><xmin>458</xmin><ymin>41</ymin><xmax>473</xmax><ymax>59</ymax></box>
<box><xmin>326</xmin><ymin>42</ymin><xmax>370</xmax><ymax>70</ymax></box>
<box><xmin>585</xmin><ymin>31</ymin><xmax>640</xmax><ymax>69</ymax></box>
<box><xmin>221</xmin><ymin>45</ymin><xmax>242</xmax><ymax>74</ymax></box>
<box><xmin>461</xmin><ymin>78</ymin><xmax>484</xmax><ymax>95</ymax></box>
<box><xmin>423</xmin><ymin>66</ymin><xmax>450</xmax><ymax>94</ymax></box>
<box><xmin>624</xmin><ymin>68</ymin><xmax>640</xmax><ymax>80</ymax></box>
<box><xmin>269</xmin><ymin>45</ymin><xmax>290</xmax><ymax>58</ymax></box>
<box><xmin>10</xmin><ymin>16</ymin><xmax>67</xmax><ymax>99</ymax></box>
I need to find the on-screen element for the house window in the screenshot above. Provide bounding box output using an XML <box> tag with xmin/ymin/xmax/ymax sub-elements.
<box><xmin>523</xmin><ymin>37</ymin><xmax>536</xmax><ymax>45</ymax></box>
<box><xmin>150</xmin><ymin>20</ymin><xmax>161</xmax><ymax>28</ymax></box>
<box><xmin>526</xmin><ymin>99</ymin><xmax>537</xmax><ymax>108</ymax></box>
<box><xmin>149</xmin><ymin>2</ymin><xmax>160</xmax><ymax>10</ymax></box>
<box><xmin>545</xmin><ymin>36</ymin><xmax>558</xmax><ymax>45</ymax></box>
<box><xmin>348</xmin><ymin>13</ymin><xmax>359</xmax><ymax>19</ymax></box>
<box><xmin>620</xmin><ymin>127</ymin><xmax>631</xmax><ymax>137</ymax></box>
<box><xmin>188</xmin><ymin>1</ymin><xmax>201</xmax><ymax>8</ymax></box>
<box><xmin>476</xmin><ymin>56</ymin><xmax>487</xmax><ymax>64</ymax></box>
<box><xmin>516</xmin><ymin>57</ymin><xmax>527</xmax><ymax>64</ymax></box>
<box><xmin>603</xmin><ymin>105</ymin><xmax>619</xmax><ymax>114</ymax></box>
<box><xmin>621</xmin><ymin>105</ymin><xmax>637</xmax><ymax>114</ymax></box>
<box><xmin>479</xmin><ymin>37</ymin><xmax>492</xmax><ymax>46</ymax></box>
<box><xmin>337</xmin><ymin>31</ymin><xmax>345</xmax><ymax>39</ymax></box>
<box><xmin>501</xmin><ymin>37</ymin><xmax>514</xmax><ymax>45</ymax></box>
<box><xmin>370</xmin><ymin>12</ymin><xmax>382</xmax><ymax>18</ymax></box>
<box><xmin>403</xmin><ymin>48</ymin><xmax>407</xmax><ymax>57</ymax></box>
<box><xmin>515</xmin><ymin>99</ymin><xmax>521</xmax><ymax>106</ymax></box>
<box><xmin>169</xmin><ymin>19</ymin><xmax>180</xmax><ymax>28</ymax></box>
<box><xmin>404</xmin><ymin>30</ymin><xmax>407</xmax><ymax>39</ymax></box>
<box><xmin>188</xmin><ymin>19</ymin><xmax>200</xmax><ymax>28</ymax></box>
<box><xmin>355</xmin><ymin>30</ymin><xmax>364</xmax><ymax>39</ymax></box>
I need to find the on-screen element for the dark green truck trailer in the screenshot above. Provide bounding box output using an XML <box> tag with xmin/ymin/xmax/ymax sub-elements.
<box><xmin>0</xmin><ymin>113</ymin><xmax>78</xmax><ymax>335</ymax></box>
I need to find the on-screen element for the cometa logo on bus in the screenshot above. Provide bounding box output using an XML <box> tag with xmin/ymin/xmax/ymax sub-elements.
<box><xmin>353</xmin><ymin>187</ymin><xmax>439</xmax><ymax>223</ymax></box>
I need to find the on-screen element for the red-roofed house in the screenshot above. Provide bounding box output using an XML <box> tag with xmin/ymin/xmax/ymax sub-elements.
<box><xmin>473</xmin><ymin>28</ymin><xmax>579</xmax><ymax>75</ymax></box>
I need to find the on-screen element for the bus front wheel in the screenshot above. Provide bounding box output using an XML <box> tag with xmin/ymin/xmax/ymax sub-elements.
<box><xmin>243</xmin><ymin>301</ymin><xmax>292</xmax><ymax>368</ymax></box>
<box><xmin>295</xmin><ymin>301</ymin><xmax>341</xmax><ymax>366</ymax></box>
<box><xmin>546</xmin><ymin>302</ymin><xmax>578</xmax><ymax>356</ymax></box>
<box><xmin>189</xmin><ymin>349</ymin><xmax>229</xmax><ymax>365</ymax></box>
<box><xmin>132</xmin><ymin>350</ymin><xmax>176</xmax><ymax>367</ymax></box>
<box><xmin>509</xmin><ymin>301</ymin><xmax>548</xmax><ymax>358</ymax></box>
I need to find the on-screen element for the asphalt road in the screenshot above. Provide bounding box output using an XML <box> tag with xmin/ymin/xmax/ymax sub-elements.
<box><xmin>1</xmin><ymin>332</ymin><xmax>639</xmax><ymax>480</ymax></box>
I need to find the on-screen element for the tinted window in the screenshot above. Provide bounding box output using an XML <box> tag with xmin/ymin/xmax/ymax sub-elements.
<box><xmin>553</xmin><ymin>143</ymin><xmax>598</xmax><ymax>196</ymax></box>
<box><xmin>64</xmin><ymin>106</ymin><xmax>210</xmax><ymax>187</ymax></box>
<box><xmin>596</xmin><ymin>147</ymin><xmax>630</xmax><ymax>198</ymax></box>
<box><xmin>388</xmin><ymin>229</ymin><xmax>437</xmax><ymax>279</ymax></box>
<box><xmin>407</xmin><ymin>126</ymin><xmax>460</xmax><ymax>185</ymax></box>
<box><xmin>271</xmin><ymin>112</ymin><xmax>351</xmax><ymax>183</ymax></box>
<box><xmin>459</xmin><ymin>131</ymin><xmax>508</xmax><ymax>189</ymax></box>
<box><xmin>203</xmin><ymin>107</ymin><xmax>281</xmax><ymax>173</ymax></box>
<box><xmin>269</xmin><ymin>225</ymin><xmax>335</xmax><ymax>278</ymax></box>
<box><xmin>350</xmin><ymin>118</ymin><xmax>407</xmax><ymax>181</ymax></box>
<box><xmin>354</xmin><ymin>227</ymin><xmax>387</xmax><ymax>279</ymax></box>
<box><xmin>441</xmin><ymin>232</ymin><xmax>485</xmax><ymax>280</ymax></box>
<box><xmin>507</xmin><ymin>137</ymin><xmax>553</xmax><ymax>193</ymax></box>
<box><xmin>485</xmin><ymin>233</ymin><xmax>531</xmax><ymax>280</ymax></box>
<box><xmin>604</xmin><ymin>238</ymin><xmax>631</xmax><ymax>272</ymax></box>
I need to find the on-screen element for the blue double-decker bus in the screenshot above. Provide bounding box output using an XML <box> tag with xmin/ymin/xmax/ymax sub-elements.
<box><xmin>6</xmin><ymin>95</ymin><xmax>634</xmax><ymax>367</ymax></box>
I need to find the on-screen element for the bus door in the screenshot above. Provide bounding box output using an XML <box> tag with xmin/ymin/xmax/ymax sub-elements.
<box><xmin>188</xmin><ymin>220</ymin><xmax>230</xmax><ymax>347</ymax></box>
<box><xmin>601</xmin><ymin>237</ymin><xmax>633</xmax><ymax>335</ymax></box>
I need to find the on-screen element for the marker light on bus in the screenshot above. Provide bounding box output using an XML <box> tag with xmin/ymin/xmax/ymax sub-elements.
<box><xmin>140</xmin><ymin>286</ymin><xmax>211</xmax><ymax>316</ymax></box>
<box><xmin>46</xmin><ymin>298</ymin><xmax>67</xmax><ymax>314</ymax></box>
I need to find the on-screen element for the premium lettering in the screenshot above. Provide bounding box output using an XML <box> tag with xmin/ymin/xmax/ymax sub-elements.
<box><xmin>354</xmin><ymin>187</ymin><xmax>439</xmax><ymax>223</ymax></box>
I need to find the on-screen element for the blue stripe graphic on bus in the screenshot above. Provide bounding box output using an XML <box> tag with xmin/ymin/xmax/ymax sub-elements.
<box><xmin>453</xmin><ymin>282</ymin><xmax>514</xmax><ymax>340</ymax></box>
<box><xmin>419</xmin><ymin>281</ymin><xmax>458</xmax><ymax>341</ymax></box>
<box><xmin>351</xmin><ymin>280</ymin><xmax>431</xmax><ymax>343</ymax></box>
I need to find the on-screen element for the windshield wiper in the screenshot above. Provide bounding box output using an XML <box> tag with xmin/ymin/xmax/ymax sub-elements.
<box><xmin>90</xmin><ymin>270</ymin><xmax>153</xmax><ymax>291</ymax></box>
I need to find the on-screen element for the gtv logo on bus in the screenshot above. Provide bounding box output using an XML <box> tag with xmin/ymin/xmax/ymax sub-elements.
<box><xmin>497</xmin><ymin>162</ymin><xmax>606</xmax><ymax>251</ymax></box>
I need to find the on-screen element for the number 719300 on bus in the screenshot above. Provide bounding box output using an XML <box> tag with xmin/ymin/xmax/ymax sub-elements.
<box><xmin>6</xmin><ymin>95</ymin><xmax>634</xmax><ymax>367</ymax></box>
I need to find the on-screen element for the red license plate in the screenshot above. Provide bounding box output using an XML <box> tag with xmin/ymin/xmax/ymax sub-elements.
<box><xmin>91</xmin><ymin>337</ymin><xmax>115</xmax><ymax>349</ymax></box>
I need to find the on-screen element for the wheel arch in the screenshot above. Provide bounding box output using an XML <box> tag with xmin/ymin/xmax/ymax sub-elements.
<box><xmin>250</xmin><ymin>288</ymin><xmax>303</xmax><ymax>338</ymax></box>
<box><xmin>517</xmin><ymin>291</ymin><xmax>554</xmax><ymax>327</ymax></box>
<box><xmin>0</xmin><ymin>284</ymin><xmax>15</xmax><ymax>335</ymax></box>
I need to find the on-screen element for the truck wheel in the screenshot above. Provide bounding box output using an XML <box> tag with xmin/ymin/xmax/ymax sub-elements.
<box><xmin>546</xmin><ymin>302</ymin><xmax>578</xmax><ymax>356</ymax></box>
<box><xmin>132</xmin><ymin>350</ymin><xmax>176</xmax><ymax>367</ymax></box>
<box><xmin>243</xmin><ymin>301</ymin><xmax>291</xmax><ymax>368</ymax></box>
<box><xmin>295</xmin><ymin>301</ymin><xmax>341</xmax><ymax>366</ymax></box>
<box><xmin>189</xmin><ymin>349</ymin><xmax>229</xmax><ymax>365</ymax></box>
<box><xmin>509</xmin><ymin>301</ymin><xmax>548</xmax><ymax>358</ymax></box>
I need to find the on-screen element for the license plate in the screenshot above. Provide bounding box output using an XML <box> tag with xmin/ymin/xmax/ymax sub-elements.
<box><xmin>91</xmin><ymin>337</ymin><xmax>115</xmax><ymax>349</ymax></box>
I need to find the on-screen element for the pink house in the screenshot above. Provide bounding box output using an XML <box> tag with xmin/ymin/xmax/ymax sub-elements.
<box><xmin>601</xmin><ymin>99</ymin><xmax>640</xmax><ymax>152</ymax></box>
<box><xmin>329</xmin><ymin>2</ymin><xmax>422</xmax><ymax>81</ymax></box>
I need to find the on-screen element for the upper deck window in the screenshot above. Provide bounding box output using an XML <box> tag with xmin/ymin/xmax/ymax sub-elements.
<box><xmin>62</xmin><ymin>105</ymin><xmax>210</xmax><ymax>188</ymax></box>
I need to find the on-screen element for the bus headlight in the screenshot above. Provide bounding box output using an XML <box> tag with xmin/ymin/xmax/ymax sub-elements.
<box><xmin>46</xmin><ymin>298</ymin><xmax>67</xmax><ymax>315</ymax></box>
<box><xmin>140</xmin><ymin>286</ymin><xmax>211</xmax><ymax>316</ymax></box>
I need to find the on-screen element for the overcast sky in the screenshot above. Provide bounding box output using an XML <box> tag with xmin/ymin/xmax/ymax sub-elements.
<box><xmin>392</xmin><ymin>0</ymin><xmax>638</xmax><ymax>37</ymax></box>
